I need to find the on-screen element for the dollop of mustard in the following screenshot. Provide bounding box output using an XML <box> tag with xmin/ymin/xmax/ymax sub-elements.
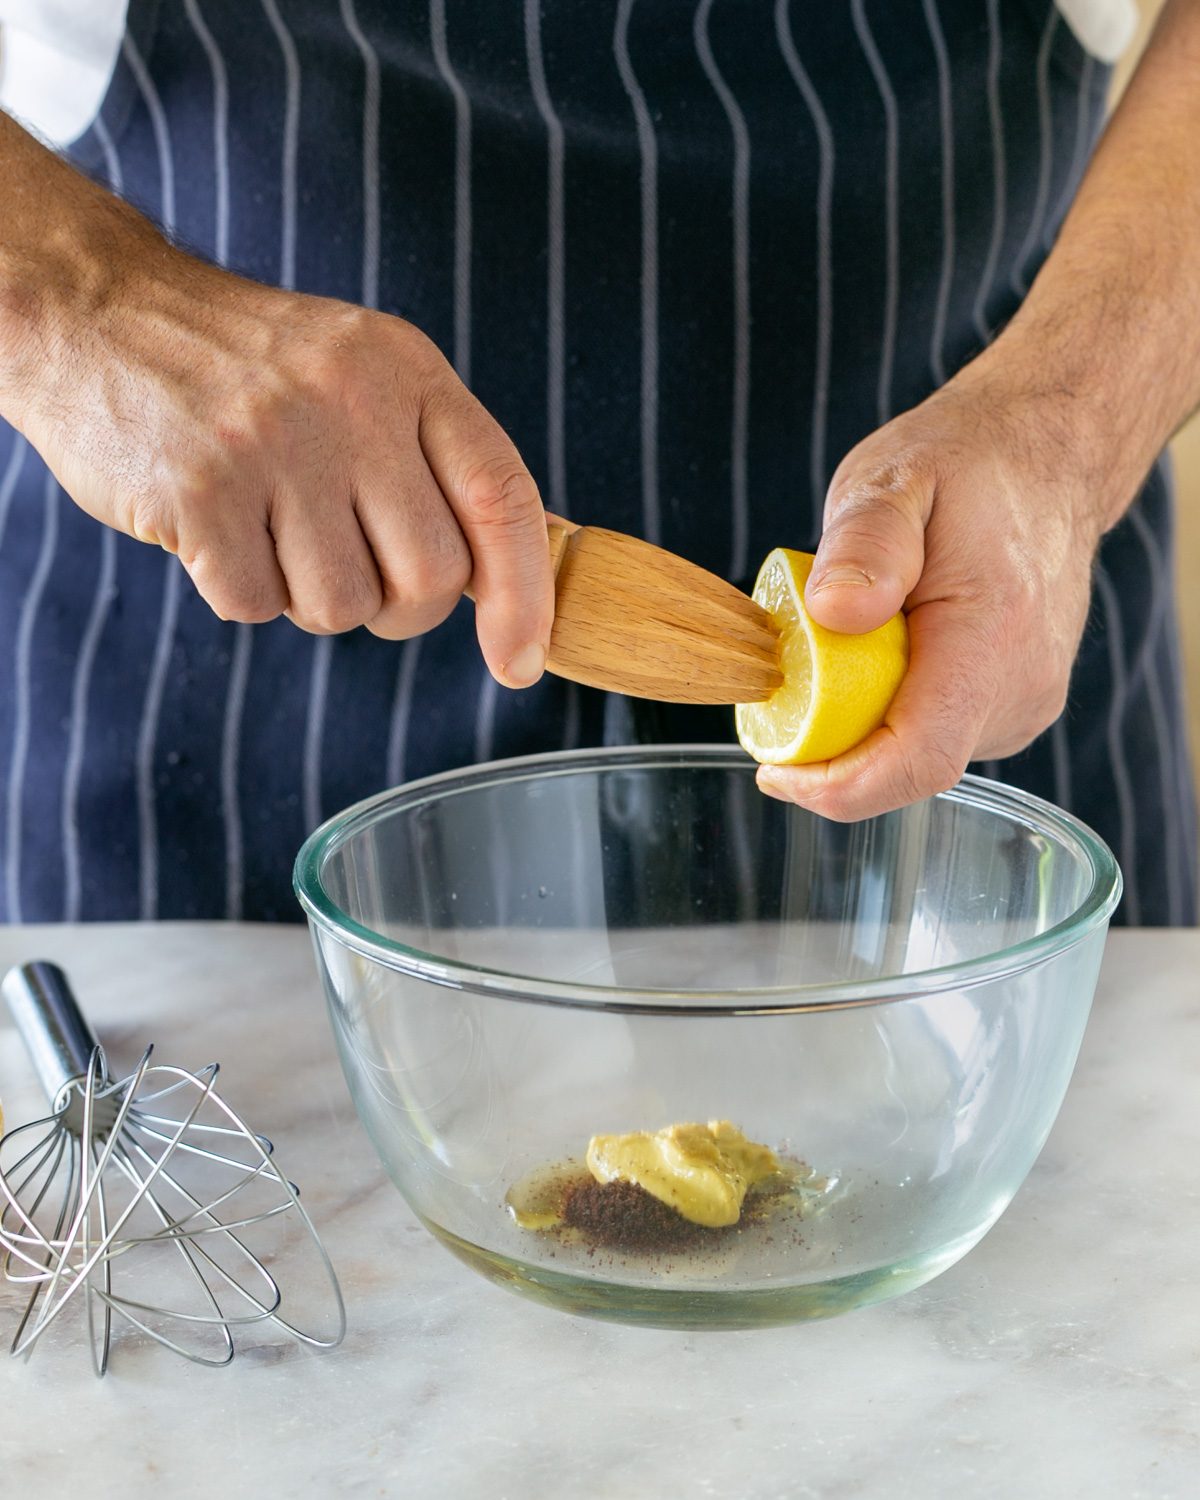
<box><xmin>585</xmin><ymin>1119</ymin><xmax>781</xmax><ymax>1228</ymax></box>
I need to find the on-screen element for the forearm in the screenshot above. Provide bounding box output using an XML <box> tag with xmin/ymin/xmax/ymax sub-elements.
<box><xmin>0</xmin><ymin>107</ymin><xmax>168</xmax><ymax>424</ymax></box>
<box><xmin>964</xmin><ymin>0</ymin><xmax>1200</xmax><ymax>533</ymax></box>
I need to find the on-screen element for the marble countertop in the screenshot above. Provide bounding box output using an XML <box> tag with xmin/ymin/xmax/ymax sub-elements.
<box><xmin>0</xmin><ymin>923</ymin><xmax>1195</xmax><ymax>1499</ymax></box>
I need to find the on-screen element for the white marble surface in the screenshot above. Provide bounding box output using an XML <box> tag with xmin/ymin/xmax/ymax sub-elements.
<box><xmin>0</xmin><ymin>923</ymin><xmax>1195</xmax><ymax>1499</ymax></box>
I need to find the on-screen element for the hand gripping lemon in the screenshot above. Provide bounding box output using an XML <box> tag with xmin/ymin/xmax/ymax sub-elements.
<box><xmin>736</xmin><ymin>549</ymin><xmax>909</xmax><ymax>766</ymax></box>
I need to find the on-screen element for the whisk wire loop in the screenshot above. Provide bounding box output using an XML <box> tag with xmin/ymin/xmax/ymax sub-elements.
<box><xmin>0</xmin><ymin>962</ymin><xmax>346</xmax><ymax>1372</ymax></box>
<box><xmin>29</xmin><ymin>1048</ymin><xmax>160</xmax><ymax>1343</ymax></box>
<box><xmin>111</xmin><ymin>1138</ymin><xmax>288</xmax><ymax>1323</ymax></box>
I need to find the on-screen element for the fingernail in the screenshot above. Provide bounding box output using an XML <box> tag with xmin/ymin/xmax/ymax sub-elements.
<box><xmin>501</xmin><ymin>642</ymin><xmax>546</xmax><ymax>688</ymax></box>
<box><xmin>811</xmin><ymin>565</ymin><xmax>873</xmax><ymax>592</ymax></box>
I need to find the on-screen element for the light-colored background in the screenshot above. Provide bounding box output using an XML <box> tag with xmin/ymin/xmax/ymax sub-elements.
<box><xmin>3</xmin><ymin>924</ymin><xmax>1198</xmax><ymax>1498</ymax></box>
<box><xmin>1116</xmin><ymin>3</ymin><xmax>1200</xmax><ymax>796</ymax></box>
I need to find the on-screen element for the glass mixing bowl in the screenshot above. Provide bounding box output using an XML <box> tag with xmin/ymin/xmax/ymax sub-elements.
<box><xmin>295</xmin><ymin>747</ymin><xmax>1121</xmax><ymax>1330</ymax></box>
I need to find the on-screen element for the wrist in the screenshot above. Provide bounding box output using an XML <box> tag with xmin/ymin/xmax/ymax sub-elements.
<box><xmin>0</xmin><ymin>162</ymin><xmax>167</xmax><ymax>427</ymax></box>
<box><xmin>946</xmin><ymin>318</ymin><xmax>1156</xmax><ymax>545</ymax></box>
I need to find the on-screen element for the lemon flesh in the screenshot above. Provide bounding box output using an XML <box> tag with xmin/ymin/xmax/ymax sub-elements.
<box><xmin>736</xmin><ymin>549</ymin><xmax>908</xmax><ymax>766</ymax></box>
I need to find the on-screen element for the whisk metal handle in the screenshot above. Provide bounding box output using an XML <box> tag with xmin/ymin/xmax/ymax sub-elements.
<box><xmin>1</xmin><ymin>961</ymin><xmax>101</xmax><ymax>1107</ymax></box>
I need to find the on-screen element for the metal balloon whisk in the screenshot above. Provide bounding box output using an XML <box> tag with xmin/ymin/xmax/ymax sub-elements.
<box><xmin>0</xmin><ymin>962</ymin><xmax>345</xmax><ymax>1374</ymax></box>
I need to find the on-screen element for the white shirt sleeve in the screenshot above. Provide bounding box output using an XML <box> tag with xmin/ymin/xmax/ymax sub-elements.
<box><xmin>0</xmin><ymin>0</ymin><xmax>127</xmax><ymax>146</ymax></box>
<box><xmin>1055</xmin><ymin>0</ymin><xmax>1139</xmax><ymax>63</ymax></box>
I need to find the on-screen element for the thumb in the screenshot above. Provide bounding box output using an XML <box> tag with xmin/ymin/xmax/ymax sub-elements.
<box><xmin>805</xmin><ymin>460</ymin><xmax>931</xmax><ymax>634</ymax></box>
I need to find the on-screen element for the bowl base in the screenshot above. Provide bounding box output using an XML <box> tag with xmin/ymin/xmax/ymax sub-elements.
<box><xmin>423</xmin><ymin>1217</ymin><xmax>982</xmax><ymax>1330</ymax></box>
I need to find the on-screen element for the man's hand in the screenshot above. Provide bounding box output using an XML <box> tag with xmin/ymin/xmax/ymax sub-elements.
<box><xmin>760</xmin><ymin>0</ymin><xmax>1200</xmax><ymax>819</ymax></box>
<box><xmin>756</xmin><ymin>363</ymin><xmax>1103</xmax><ymax>817</ymax></box>
<box><xmin>0</xmin><ymin>110</ymin><xmax>552</xmax><ymax>688</ymax></box>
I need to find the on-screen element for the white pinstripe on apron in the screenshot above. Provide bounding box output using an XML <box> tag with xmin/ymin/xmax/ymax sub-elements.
<box><xmin>0</xmin><ymin>0</ymin><xmax>1192</xmax><ymax>925</ymax></box>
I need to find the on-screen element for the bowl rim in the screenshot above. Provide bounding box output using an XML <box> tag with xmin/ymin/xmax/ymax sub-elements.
<box><xmin>293</xmin><ymin>746</ymin><xmax>1122</xmax><ymax>1016</ymax></box>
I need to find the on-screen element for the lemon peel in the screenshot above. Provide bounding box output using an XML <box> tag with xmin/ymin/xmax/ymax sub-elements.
<box><xmin>736</xmin><ymin>548</ymin><xmax>908</xmax><ymax>766</ymax></box>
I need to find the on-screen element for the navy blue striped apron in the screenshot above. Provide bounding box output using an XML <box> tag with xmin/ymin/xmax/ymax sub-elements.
<box><xmin>0</xmin><ymin>0</ymin><xmax>1194</xmax><ymax>925</ymax></box>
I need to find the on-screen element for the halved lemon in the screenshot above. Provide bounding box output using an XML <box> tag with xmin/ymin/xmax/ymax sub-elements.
<box><xmin>735</xmin><ymin>549</ymin><xmax>908</xmax><ymax>766</ymax></box>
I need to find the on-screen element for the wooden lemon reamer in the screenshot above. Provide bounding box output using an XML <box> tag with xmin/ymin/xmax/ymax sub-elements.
<box><xmin>468</xmin><ymin>513</ymin><xmax>782</xmax><ymax>705</ymax></box>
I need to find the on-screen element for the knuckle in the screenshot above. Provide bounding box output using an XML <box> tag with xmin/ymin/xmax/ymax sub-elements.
<box><xmin>184</xmin><ymin>550</ymin><xmax>285</xmax><ymax>625</ymax></box>
<box><xmin>823</xmin><ymin>513</ymin><xmax>916</xmax><ymax>575</ymax></box>
<box><xmin>458</xmin><ymin>458</ymin><xmax>538</xmax><ymax>530</ymax></box>
<box><xmin>305</xmin><ymin>310</ymin><xmax>392</xmax><ymax>405</ymax></box>
<box><xmin>295</xmin><ymin>570</ymin><xmax>381</xmax><ymax>636</ymax></box>
<box><xmin>400</xmin><ymin>532</ymin><xmax>471</xmax><ymax>603</ymax></box>
<box><xmin>370</xmin><ymin>505</ymin><xmax>471</xmax><ymax>611</ymax></box>
<box><xmin>315</xmin><ymin>301</ymin><xmax>444</xmax><ymax>384</ymax></box>
<box><xmin>129</xmin><ymin>490</ymin><xmax>175</xmax><ymax>549</ymax></box>
<box><xmin>234</xmin><ymin>598</ymin><xmax>285</xmax><ymax>626</ymax></box>
<box><xmin>217</xmin><ymin>591</ymin><xmax>283</xmax><ymax>626</ymax></box>
<box><xmin>859</xmin><ymin>454</ymin><xmax>929</xmax><ymax>498</ymax></box>
<box><xmin>300</xmin><ymin>600</ymin><xmax>368</xmax><ymax>636</ymax></box>
<box><xmin>831</xmin><ymin>452</ymin><xmax>930</xmax><ymax>516</ymax></box>
<box><xmin>392</xmin><ymin>317</ymin><xmax>444</xmax><ymax>373</ymax></box>
<box><xmin>366</xmin><ymin>593</ymin><xmax>459</xmax><ymax>642</ymax></box>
